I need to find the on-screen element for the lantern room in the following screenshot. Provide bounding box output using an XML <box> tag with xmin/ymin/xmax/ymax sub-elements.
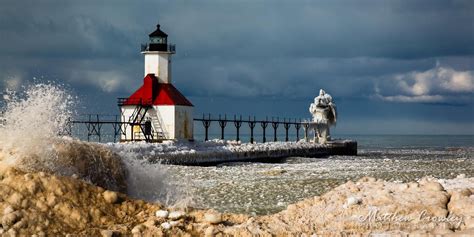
<box><xmin>147</xmin><ymin>24</ymin><xmax>169</xmax><ymax>51</ymax></box>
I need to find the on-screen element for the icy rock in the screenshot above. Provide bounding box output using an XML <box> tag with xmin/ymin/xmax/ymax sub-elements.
<box><xmin>422</xmin><ymin>181</ymin><xmax>445</xmax><ymax>191</ymax></box>
<box><xmin>26</xmin><ymin>181</ymin><xmax>39</xmax><ymax>194</ymax></box>
<box><xmin>3</xmin><ymin>206</ymin><xmax>14</xmax><ymax>215</ymax></box>
<box><xmin>204</xmin><ymin>226</ymin><xmax>217</xmax><ymax>236</ymax></box>
<box><xmin>168</xmin><ymin>211</ymin><xmax>186</xmax><ymax>220</ymax></box>
<box><xmin>398</xmin><ymin>183</ymin><xmax>409</xmax><ymax>191</ymax></box>
<box><xmin>464</xmin><ymin>217</ymin><xmax>474</xmax><ymax>229</ymax></box>
<box><xmin>169</xmin><ymin>220</ymin><xmax>181</xmax><ymax>227</ymax></box>
<box><xmin>143</xmin><ymin>219</ymin><xmax>157</xmax><ymax>227</ymax></box>
<box><xmin>457</xmin><ymin>173</ymin><xmax>466</xmax><ymax>179</ymax></box>
<box><xmin>1</xmin><ymin>211</ymin><xmax>22</xmax><ymax>228</ymax></box>
<box><xmin>449</xmin><ymin>188</ymin><xmax>472</xmax><ymax>201</ymax></box>
<box><xmin>447</xmin><ymin>190</ymin><xmax>474</xmax><ymax>217</ymax></box>
<box><xmin>24</xmin><ymin>173</ymin><xmax>33</xmax><ymax>180</ymax></box>
<box><xmin>204</xmin><ymin>211</ymin><xmax>222</xmax><ymax>224</ymax></box>
<box><xmin>155</xmin><ymin>210</ymin><xmax>169</xmax><ymax>218</ymax></box>
<box><xmin>7</xmin><ymin>192</ymin><xmax>23</xmax><ymax>206</ymax></box>
<box><xmin>131</xmin><ymin>224</ymin><xmax>144</xmax><ymax>234</ymax></box>
<box><xmin>7</xmin><ymin>229</ymin><xmax>17</xmax><ymax>236</ymax></box>
<box><xmin>161</xmin><ymin>222</ymin><xmax>172</xmax><ymax>230</ymax></box>
<box><xmin>46</xmin><ymin>193</ymin><xmax>57</xmax><ymax>207</ymax></box>
<box><xmin>100</xmin><ymin>230</ymin><xmax>114</xmax><ymax>237</ymax></box>
<box><xmin>346</xmin><ymin>196</ymin><xmax>361</xmax><ymax>206</ymax></box>
<box><xmin>430</xmin><ymin>228</ymin><xmax>453</xmax><ymax>235</ymax></box>
<box><xmin>408</xmin><ymin>182</ymin><xmax>419</xmax><ymax>188</ymax></box>
<box><xmin>13</xmin><ymin>218</ymin><xmax>27</xmax><ymax>229</ymax></box>
<box><xmin>103</xmin><ymin>191</ymin><xmax>118</xmax><ymax>204</ymax></box>
<box><xmin>446</xmin><ymin>228</ymin><xmax>474</xmax><ymax>236</ymax></box>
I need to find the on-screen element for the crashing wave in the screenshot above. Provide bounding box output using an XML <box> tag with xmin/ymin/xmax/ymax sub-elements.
<box><xmin>0</xmin><ymin>83</ymin><xmax>126</xmax><ymax>192</ymax></box>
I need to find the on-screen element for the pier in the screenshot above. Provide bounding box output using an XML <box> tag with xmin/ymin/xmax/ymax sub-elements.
<box><xmin>151</xmin><ymin>140</ymin><xmax>357</xmax><ymax>166</ymax></box>
<box><xmin>66</xmin><ymin>114</ymin><xmax>357</xmax><ymax>165</ymax></box>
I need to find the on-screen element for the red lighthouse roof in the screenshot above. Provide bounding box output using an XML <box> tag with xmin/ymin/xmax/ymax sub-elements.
<box><xmin>119</xmin><ymin>74</ymin><xmax>193</xmax><ymax>106</ymax></box>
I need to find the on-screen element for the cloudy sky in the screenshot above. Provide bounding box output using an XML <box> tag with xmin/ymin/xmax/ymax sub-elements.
<box><xmin>0</xmin><ymin>0</ymin><xmax>473</xmax><ymax>135</ymax></box>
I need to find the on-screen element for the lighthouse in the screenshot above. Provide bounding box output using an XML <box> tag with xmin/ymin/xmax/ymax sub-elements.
<box><xmin>118</xmin><ymin>24</ymin><xmax>194</xmax><ymax>142</ymax></box>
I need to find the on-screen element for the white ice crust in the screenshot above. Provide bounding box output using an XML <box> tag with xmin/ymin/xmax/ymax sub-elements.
<box><xmin>106</xmin><ymin>139</ymin><xmax>333</xmax><ymax>159</ymax></box>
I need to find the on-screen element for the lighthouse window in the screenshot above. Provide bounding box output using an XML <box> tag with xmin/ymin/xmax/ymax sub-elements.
<box><xmin>151</xmin><ymin>37</ymin><xmax>166</xmax><ymax>44</ymax></box>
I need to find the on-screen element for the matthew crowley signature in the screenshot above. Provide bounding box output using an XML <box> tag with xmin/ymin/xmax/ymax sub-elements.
<box><xmin>356</xmin><ymin>209</ymin><xmax>463</xmax><ymax>228</ymax></box>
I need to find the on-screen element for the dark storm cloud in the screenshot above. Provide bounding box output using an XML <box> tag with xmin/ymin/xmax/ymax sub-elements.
<box><xmin>0</xmin><ymin>0</ymin><xmax>473</xmax><ymax>134</ymax></box>
<box><xmin>165</xmin><ymin>0</ymin><xmax>474</xmax><ymax>59</ymax></box>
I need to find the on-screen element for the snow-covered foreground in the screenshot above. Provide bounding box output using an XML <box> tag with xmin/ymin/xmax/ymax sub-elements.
<box><xmin>2</xmin><ymin>167</ymin><xmax>473</xmax><ymax>236</ymax></box>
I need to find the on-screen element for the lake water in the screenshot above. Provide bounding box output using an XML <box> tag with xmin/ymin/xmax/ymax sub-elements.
<box><xmin>159</xmin><ymin>135</ymin><xmax>473</xmax><ymax>215</ymax></box>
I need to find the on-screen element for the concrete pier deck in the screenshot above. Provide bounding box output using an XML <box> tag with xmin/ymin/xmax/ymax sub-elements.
<box><xmin>150</xmin><ymin>140</ymin><xmax>357</xmax><ymax>166</ymax></box>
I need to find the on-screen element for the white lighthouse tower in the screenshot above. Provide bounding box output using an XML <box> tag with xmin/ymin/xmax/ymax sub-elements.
<box><xmin>118</xmin><ymin>24</ymin><xmax>194</xmax><ymax>142</ymax></box>
<box><xmin>143</xmin><ymin>24</ymin><xmax>173</xmax><ymax>82</ymax></box>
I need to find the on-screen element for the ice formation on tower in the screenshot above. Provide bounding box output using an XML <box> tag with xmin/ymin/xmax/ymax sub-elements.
<box><xmin>308</xmin><ymin>89</ymin><xmax>337</xmax><ymax>143</ymax></box>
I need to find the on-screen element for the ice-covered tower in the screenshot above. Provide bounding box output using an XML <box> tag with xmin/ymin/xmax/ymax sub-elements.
<box><xmin>308</xmin><ymin>89</ymin><xmax>337</xmax><ymax>144</ymax></box>
<box><xmin>118</xmin><ymin>24</ymin><xmax>194</xmax><ymax>142</ymax></box>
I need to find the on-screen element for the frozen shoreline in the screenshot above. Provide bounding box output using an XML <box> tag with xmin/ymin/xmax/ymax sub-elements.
<box><xmin>0</xmin><ymin>166</ymin><xmax>472</xmax><ymax>235</ymax></box>
<box><xmin>106</xmin><ymin>139</ymin><xmax>357</xmax><ymax>165</ymax></box>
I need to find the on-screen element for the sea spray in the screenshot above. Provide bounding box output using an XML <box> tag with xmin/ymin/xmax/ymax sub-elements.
<box><xmin>0</xmin><ymin>83</ymin><xmax>127</xmax><ymax>192</ymax></box>
<box><xmin>0</xmin><ymin>83</ymin><xmax>73</xmax><ymax>169</ymax></box>
<box><xmin>116</xmin><ymin>147</ymin><xmax>195</xmax><ymax>208</ymax></box>
<box><xmin>0</xmin><ymin>82</ymin><xmax>187</xmax><ymax>203</ymax></box>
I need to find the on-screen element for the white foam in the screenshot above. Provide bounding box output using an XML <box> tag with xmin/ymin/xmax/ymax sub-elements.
<box><xmin>0</xmin><ymin>83</ymin><xmax>74</xmax><ymax>170</ymax></box>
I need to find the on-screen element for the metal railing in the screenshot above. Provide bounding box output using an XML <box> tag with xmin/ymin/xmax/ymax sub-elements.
<box><xmin>195</xmin><ymin>114</ymin><xmax>312</xmax><ymax>143</ymax></box>
<box><xmin>66</xmin><ymin>113</ymin><xmax>314</xmax><ymax>143</ymax></box>
<box><xmin>117</xmin><ymin>98</ymin><xmax>153</xmax><ymax>106</ymax></box>
<box><xmin>65</xmin><ymin>114</ymin><xmax>125</xmax><ymax>142</ymax></box>
<box><xmin>140</xmin><ymin>43</ymin><xmax>176</xmax><ymax>53</ymax></box>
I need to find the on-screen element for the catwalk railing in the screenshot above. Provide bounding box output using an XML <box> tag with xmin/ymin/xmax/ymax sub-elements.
<box><xmin>66</xmin><ymin>114</ymin><xmax>314</xmax><ymax>143</ymax></box>
<box><xmin>195</xmin><ymin>114</ymin><xmax>312</xmax><ymax>143</ymax></box>
<box><xmin>65</xmin><ymin>114</ymin><xmax>125</xmax><ymax>142</ymax></box>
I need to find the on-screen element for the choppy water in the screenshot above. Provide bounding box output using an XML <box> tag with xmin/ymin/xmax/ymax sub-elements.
<box><xmin>158</xmin><ymin>135</ymin><xmax>473</xmax><ymax>215</ymax></box>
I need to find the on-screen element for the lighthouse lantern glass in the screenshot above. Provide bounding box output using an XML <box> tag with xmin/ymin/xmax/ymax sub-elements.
<box><xmin>151</xmin><ymin>36</ymin><xmax>166</xmax><ymax>44</ymax></box>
